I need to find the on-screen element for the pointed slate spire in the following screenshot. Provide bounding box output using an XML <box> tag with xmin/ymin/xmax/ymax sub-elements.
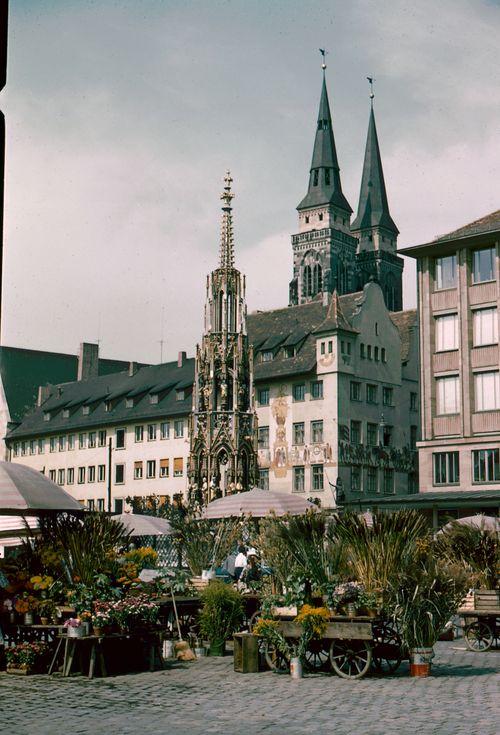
<box><xmin>351</xmin><ymin>106</ymin><xmax>398</xmax><ymax>234</ymax></box>
<box><xmin>297</xmin><ymin>76</ymin><xmax>352</xmax><ymax>213</ymax></box>
<box><xmin>219</xmin><ymin>171</ymin><xmax>235</xmax><ymax>269</ymax></box>
<box><xmin>314</xmin><ymin>290</ymin><xmax>357</xmax><ymax>334</ymax></box>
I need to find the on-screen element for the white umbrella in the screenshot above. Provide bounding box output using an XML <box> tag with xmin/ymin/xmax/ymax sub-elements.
<box><xmin>0</xmin><ymin>461</ymin><xmax>82</xmax><ymax>515</ymax></box>
<box><xmin>201</xmin><ymin>488</ymin><xmax>318</xmax><ymax>519</ymax></box>
<box><xmin>440</xmin><ymin>514</ymin><xmax>500</xmax><ymax>533</ymax></box>
<box><xmin>112</xmin><ymin>513</ymin><xmax>173</xmax><ymax>536</ymax></box>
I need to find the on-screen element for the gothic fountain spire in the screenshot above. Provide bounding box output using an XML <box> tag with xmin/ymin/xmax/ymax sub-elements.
<box><xmin>219</xmin><ymin>171</ymin><xmax>235</xmax><ymax>269</ymax></box>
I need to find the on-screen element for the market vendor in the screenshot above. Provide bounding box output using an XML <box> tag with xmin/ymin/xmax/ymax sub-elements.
<box><xmin>238</xmin><ymin>549</ymin><xmax>262</xmax><ymax>589</ymax></box>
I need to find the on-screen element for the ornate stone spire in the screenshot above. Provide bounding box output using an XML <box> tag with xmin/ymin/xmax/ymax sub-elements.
<box><xmin>219</xmin><ymin>171</ymin><xmax>235</xmax><ymax>269</ymax></box>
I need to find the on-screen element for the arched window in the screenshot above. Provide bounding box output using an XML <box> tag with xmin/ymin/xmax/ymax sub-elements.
<box><xmin>385</xmin><ymin>274</ymin><xmax>396</xmax><ymax>311</ymax></box>
<box><xmin>217</xmin><ymin>291</ymin><xmax>223</xmax><ymax>331</ymax></box>
<box><xmin>227</xmin><ymin>291</ymin><xmax>235</xmax><ymax>332</ymax></box>
<box><xmin>313</xmin><ymin>264</ymin><xmax>323</xmax><ymax>294</ymax></box>
<box><xmin>304</xmin><ymin>265</ymin><xmax>312</xmax><ymax>296</ymax></box>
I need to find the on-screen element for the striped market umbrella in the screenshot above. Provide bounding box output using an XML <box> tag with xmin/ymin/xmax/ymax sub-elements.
<box><xmin>112</xmin><ymin>513</ymin><xmax>174</xmax><ymax>537</ymax></box>
<box><xmin>440</xmin><ymin>514</ymin><xmax>500</xmax><ymax>533</ymax></box>
<box><xmin>0</xmin><ymin>462</ymin><xmax>82</xmax><ymax>515</ymax></box>
<box><xmin>201</xmin><ymin>488</ymin><xmax>318</xmax><ymax>519</ymax></box>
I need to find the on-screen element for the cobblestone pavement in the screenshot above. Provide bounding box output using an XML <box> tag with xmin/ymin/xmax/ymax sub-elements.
<box><xmin>0</xmin><ymin>641</ymin><xmax>499</xmax><ymax>735</ymax></box>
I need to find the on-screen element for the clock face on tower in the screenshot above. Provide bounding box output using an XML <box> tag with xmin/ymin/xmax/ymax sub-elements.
<box><xmin>319</xmin><ymin>352</ymin><xmax>334</xmax><ymax>367</ymax></box>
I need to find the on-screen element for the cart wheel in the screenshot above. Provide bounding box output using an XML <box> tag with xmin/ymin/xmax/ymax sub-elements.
<box><xmin>304</xmin><ymin>638</ymin><xmax>330</xmax><ymax>671</ymax></box>
<box><xmin>372</xmin><ymin>621</ymin><xmax>403</xmax><ymax>674</ymax></box>
<box><xmin>329</xmin><ymin>639</ymin><xmax>372</xmax><ymax>679</ymax></box>
<box><xmin>264</xmin><ymin>642</ymin><xmax>290</xmax><ymax>673</ymax></box>
<box><xmin>465</xmin><ymin>621</ymin><xmax>494</xmax><ymax>652</ymax></box>
<box><xmin>248</xmin><ymin>609</ymin><xmax>261</xmax><ymax>633</ymax></box>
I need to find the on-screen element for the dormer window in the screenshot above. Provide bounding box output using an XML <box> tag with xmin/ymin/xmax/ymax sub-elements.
<box><xmin>63</xmin><ymin>409</ymin><xmax>70</xmax><ymax>419</ymax></box>
<box><xmin>149</xmin><ymin>394</ymin><xmax>159</xmax><ymax>405</ymax></box>
<box><xmin>284</xmin><ymin>346</ymin><xmax>295</xmax><ymax>359</ymax></box>
<box><xmin>104</xmin><ymin>401</ymin><xmax>111</xmax><ymax>412</ymax></box>
<box><xmin>125</xmin><ymin>398</ymin><xmax>134</xmax><ymax>409</ymax></box>
<box><xmin>176</xmin><ymin>389</ymin><xmax>185</xmax><ymax>401</ymax></box>
<box><xmin>261</xmin><ymin>351</ymin><xmax>274</xmax><ymax>363</ymax></box>
<box><xmin>82</xmin><ymin>405</ymin><xmax>90</xmax><ymax>415</ymax></box>
<box><xmin>44</xmin><ymin>411</ymin><xmax>51</xmax><ymax>422</ymax></box>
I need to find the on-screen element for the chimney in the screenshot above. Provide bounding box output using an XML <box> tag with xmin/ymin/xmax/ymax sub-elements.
<box><xmin>37</xmin><ymin>384</ymin><xmax>52</xmax><ymax>407</ymax></box>
<box><xmin>178</xmin><ymin>351</ymin><xmax>187</xmax><ymax>368</ymax></box>
<box><xmin>77</xmin><ymin>342</ymin><xmax>99</xmax><ymax>381</ymax></box>
<box><xmin>128</xmin><ymin>361</ymin><xmax>138</xmax><ymax>377</ymax></box>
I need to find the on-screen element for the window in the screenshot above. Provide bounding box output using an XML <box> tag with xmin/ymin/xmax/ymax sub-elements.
<box><xmin>21</xmin><ymin>441</ymin><xmax>27</xmax><ymax>456</ymax></box>
<box><xmin>173</xmin><ymin>458</ymin><xmax>183</xmax><ymax>477</ymax></box>
<box><xmin>435</xmin><ymin>314</ymin><xmax>459</xmax><ymax>351</ymax></box>
<box><xmin>160</xmin><ymin>422</ymin><xmax>170</xmax><ymax>440</ymax></box>
<box><xmin>88</xmin><ymin>466</ymin><xmax>96</xmax><ymax>483</ymax></box>
<box><xmin>63</xmin><ymin>409</ymin><xmax>70</xmax><ymax>419</ymax></box>
<box><xmin>174</xmin><ymin>420</ymin><xmax>184</xmax><ymax>438</ymax></box>
<box><xmin>313</xmin><ymin>169</ymin><xmax>319</xmax><ymax>186</ymax></box>
<box><xmin>436</xmin><ymin>375</ymin><xmax>460</xmax><ymax>414</ymax></box>
<box><xmin>44</xmin><ymin>412</ymin><xmax>50</xmax><ymax>422</ymax></box>
<box><xmin>475</xmin><ymin>371</ymin><xmax>500</xmax><ymax>411</ymax></box>
<box><xmin>311</xmin><ymin>420</ymin><xmax>323</xmax><ymax>443</ymax></box>
<box><xmin>68</xmin><ymin>434</ymin><xmax>75</xmax><ymax>450</ymax></box>
<box><xmin>367</xmin><ymin>345</ymin><xmax>372</xmax><ymax>360</ymax></box>
<box><xmin>176</xmin><ymin>389</ymin><xmax>185</xmax><ymax>401</ymax></box>
<box><xmin>67</xmin><ymin>468</ymin><xmax>74</xmax><ymax>485</ymax></box>
<box><xmin>114</xmin><ymin>499</ymin><xmax>124</xmax><ymax>514</ymax></box>
<box><xmin>305</xmin><ymin>216</ymin><xmax>309</xmax><ymax>224</ymax></box>
<box><xmin>350</xmin><ymin>421</ymin><xmax>361</xmax><ymax>445</ymax></box>
<box><xmin>87</xmin><ymin>499</ymin><xmax>95</xmax><ymax>511</ymax></box>
<box><xmin>367</xmin><ymin>423</ymin><xmax>378</xmax><ymax>446</ymax></box>
<box><xmin>410</xmin><ymin>425</ymin><xmax>418</xmax><ymax>449</ymax></box>
<box><xmin>147</xmin><ymin>460</ymin><xmax>156</xmax><ymax>479</ymax></box>
<box><xmin>88</xmin><ymin>432</ymin><xmax>97</xmax><ymax>448</ymax></box>
<box><xmin>360</xmin><ymin>343</ymin><xmax>365</xmax><ymax>359</ymax></box>
<box><xmin>366</xmin><ymin>384</ymin><xmax>378</xmax><ymax>404</ymax></box>
<box><xmin>57</xmin><ymin>469</ymin><xmax>65</xmax><ymax>485</ymax></box>
<box><xmin>261</xmin><ymin>351</ymin><xmax>274</xmax><ymax>363</ymax></box>
<box><xmin>473</xmin><ymin>308</ymin><xmax>498</xmax><ymax>347</ymax></box>
<box><xmin>134</xmin><ymin>461</ymin><xmax>143</xmax><ymax>480</ymax></box>
<box><xmin>410</xmin><ymin>392</ymin><xmax>418</xmax><ymax>411</ymax></box>
<box><xmin>50</xmin><ymin>437</ymin><xmax>56</xmax><ymax>453</ymax></box>
<box><xmin>78</xmin><ymin>467</ymin><xmax>86</xmax><ymax>484</ymax></box>
<box><xmin>381</xmin><ymin>348</ymin><xmax>386</xmax><ymax>363</ymax></box>
<box><xmin>472</xmin><ymin>247</ymin><xmax>495</xmax><ymax>284</ymax></box>
<box><xmin>319</xmin><ymin>212</ymin><xmax>323</xmax><ymax>221</ymax></box>
<box><xmin>351</xmin><ymin>467</ymin><xmax>361</xmax><ymax>493</ymax></box>
<box><xmin>435</xmin><ymin>254</ymin><xmax>457</xmax><ymax>290</ymax></box>
<box><xmin>12</xmin><ymin>442</ymin><xmax>19</xmax><ymax>457</ymax></box>
<box><xmin>320</xmin><ymin>342</ymin><xmax>325</xmax><ymax>355</ymax></box>
<box><xmin>258</xmin><ymin>426</ymin><xmax>269</xmax><ymax>449</ymax></box>
<box><xmin>293</xmin><ymin>466</ymin><xmax>305</xmax><ymax>493</ymax></box>
<box><xmin>115</xmin><ymin>428</ymin><xmax>126</xmax><ymax>449</ymax></box>
<box><xmin>433</xmin><ymin>452</ymin><xmax>459</xmax><ymax>485</ymax></box>
<box><xmin>366</xmin><ymin>467</ymin><xmax>378</xmax><ymax>494</ymax></box>
<box><xmin>49</xmin><ymin>469</ymin><xmax>56</xmax><ymax>482</ymax></box>
<box><xmin>126</xmin><ymin>398</ymin><xmax>134</xmax><ymax>409</ymax></box>
<box><xmin>382</xmin><ymin>425</ymin><xmax>393</xmax><ymax>447</ymax></box>
<box><xmin>148</xmin><ymin>424</ymin><xmax>157</xmax><ymax>441</ymax></box>
<box><xmin>97</xmin><ymin>499</ymin><xmax>105</xmax><ymax>512</ymax></box>
<box><xmin>328</xmin><ymin>341</ymin><xmax>333</xmax><ymax>354</ymax></box>
<box><xmin>135</xmin><ymin>425</ymin><xmax>144</xmax><ymax>442</ymax></box>
<box><xmin>284</xmin><ymin>346</ymin><xmax>295</xmax><ymax>358</ymax></box>
<box><xmin>383</xmin><ymin>468</ymin><xmax>394</xmax><ymax>495</ymax></box>
<box><xmin>29</xmin><ymin>440</ymin><xmax>35</xmax><ymax>455</ymax></box>
<box><xmin>79</xmin><ymin>433</ymin><xmax>87</xmax><ymax>449</ymax></box>
<box><xmin>325</xmin><ymin>168</ymin><xmax>330</xmax><ymax>185</ymax></box>
<box><xmin>473</xmin><ymin>448</ymin><xmax>500</xmax><ymax>482</ymax></box>
<box><xmin>258</xmin><ymin>387</ymin><xmax>270</xmax><ymax>406</ymax></box>
<box><xmin>160</xmin><ymin>459</ymin><xmax>169</xmax><ymax>478</ymax></box>
<box><xmin>310</xmin><ymin>380</ymin><xmax>323</xmax><ymax>400</ymax></box>
<box><xmin>259</xmin><ymin>469</ymin><xmax>269</xmax><ymax>490</ymax></box>
<box><xmin>293</xmin><ymin>383</ymin><xmax>305</xmax><ymax>402</ymax></box>
<box><xmin>98</xmin><ymin>430</ymin><xmax>107</xmax><ymax>447</ymax></box>
<box><xmin>382</xmin><ymin>387</ymin><xmax>393</xmax><ymax>406</ymax></box>
<box><xmin>374</xmin><ymin>346</ymin><xmax>379</xmax><ymax>361</ymax></box>
<box><xmin>293</xmin><ymin>422</ymin><xmax>305</xmax><ymax>445</ymax></box>
<box><xmin>311</xmin><ymin>464</ymin><xmax>324</xmax><ymax>491</ymax></box>
<box><xmin>115</xmin><ymin>464</ymin><xmax>125</xmax><ymax>484</ymax></box>
<box><xmin>350</xmin><ymin>382</ymin><xmax>361</xmax><ymax>401</ymax></box>
<box><xmin>150</xmin><ymin>393</ymin><xmax>159</xmax><ymax>405</ymax></box>
<box><xmin>98</xmin><ymin>465</ymin><xmax>105</xmax><ymax>482</ymax></box>
<box><xmin>82</xmin><ymin>405</ymin><xmax>90</xmax><ymax>416</ymax></box>
<box><xmin>37</xmin><ymin>439</ymin><xmax>45</xmax><ymax>454</ymax></box>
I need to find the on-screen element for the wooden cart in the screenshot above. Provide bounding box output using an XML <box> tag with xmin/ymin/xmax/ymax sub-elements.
<box><xmin>263</xmin><ymin>615</ymin><xmax>403</xmax><ymax>680</ymax></box>
<box><xmin>460</xmin><ymin>590</ymin><xmax>500</xmax><ymax>652</ymax></box>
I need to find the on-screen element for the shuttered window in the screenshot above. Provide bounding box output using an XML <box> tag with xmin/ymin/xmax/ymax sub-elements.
<box><xmin>160</xmin><ymin>459</ymin><xmax>169</xmax><ymax>478</ymax></box>
<box><xmin>134</xmin><ymin>461</ymin><xmax>143</xmax><ymax>480</ymax></box>
<box><xmin>173</xmin><ymin>458</ymin><xmax>183</xmax><ymax>477</ymax></box>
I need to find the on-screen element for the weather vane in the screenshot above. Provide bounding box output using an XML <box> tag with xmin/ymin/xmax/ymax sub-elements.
<box><xmin>367</xmin><ymin>76</ymin><xmax>375</xmax><ymax>104</ymax></box>
<box><xmin>319</xmin><ymin>48</ymin><xmax>328</xmax><ymax>71</ymax></box>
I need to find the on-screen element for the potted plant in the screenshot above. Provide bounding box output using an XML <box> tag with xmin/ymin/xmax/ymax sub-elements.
<box><xmin>37</xmin><ymin>598</ymin><xmax>57</xmax><ymax>626</ymax></box>
<box><xmin>6</xmin><ymin>641</ymin><xmax>50</xmax><ymax>675</ymax></box>
<box><xmin>198</xmin><ymin>582</ymin><xmax>243</xmax><ymax>656</ymax></box>
<box><xmin>2</xmin><ymin>598</ymin><xmax>15</xmax><ymax>623</ymax></box>
<box><xmin>15</xmin><ymin>593</ymin><xmax>38</xmax><ymax>625</ymax></box>
<box><xmin>92</xmin><ymin>600</ymin><xmax>114</xmax><ymax>636</ymax></box>
<box><xmin>358</xmin><ymin>589</ymin><xmax>378</xmax><ymax>617</ymax></box>
<box><xmin>331</xmin><ymin>582</ymin><xmax>363</xmax><ymax>616</ymax></box>
<box><xmin>64</xmin><ymin>617</ymin><xmax>84</xmax><ymax>638</ymax></box>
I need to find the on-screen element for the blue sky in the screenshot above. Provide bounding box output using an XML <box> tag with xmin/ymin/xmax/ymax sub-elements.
<box><xmin>2</xmin><ymin>0</ymin><xmax>499</xmax><ymax>362</ymax></box>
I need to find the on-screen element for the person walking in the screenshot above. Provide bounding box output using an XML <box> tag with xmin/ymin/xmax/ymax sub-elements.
<box><xmin>234</xmin><ymin>545</ymin><xmax>247</xmax><ymax>581</ymax></box>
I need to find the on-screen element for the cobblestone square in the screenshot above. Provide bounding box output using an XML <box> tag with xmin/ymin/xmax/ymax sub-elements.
<box><xmin>0</xmin><ymin>642</ymin><xmax>498</xmax><ymax>735</ymax></box>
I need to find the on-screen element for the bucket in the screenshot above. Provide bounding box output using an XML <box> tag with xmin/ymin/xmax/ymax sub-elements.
<box><xmin>201</xmin><ymin>569</ymin><xmax>216</xmax><ymax>581</ymax></box>
<box><xmin>409</xmin><ymin>647</ymin><xmax>433</xmax><ymax>677</ymax></box>
<box><xmin>290</xmin><ymin>656</ymin><xmax>303</xmax><ymax>679</ymax></box>
<box><xmin>67</xmin><ymin>625</ymin><xmax>84</xmax><ymax>638</ymax></box>
<box><xmin>195</xmin><ymin>646</ymin><xmax>207</xmax><ymax>658</ymax></box>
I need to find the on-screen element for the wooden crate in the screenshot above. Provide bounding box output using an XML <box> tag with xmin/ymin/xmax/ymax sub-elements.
<box><xmin>279</xmin><ymin>620</ymin><xmax>372</xmax><ymax>641</ymax></box>
<box><xmin>233</xmin><ymin>633</ymin><xmax>259</xmax><ymax>673</ymax></box>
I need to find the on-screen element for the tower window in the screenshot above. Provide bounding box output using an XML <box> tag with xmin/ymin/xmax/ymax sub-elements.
<box><xmin>319</xmin><ymin>213</ymin><xmax>323</xmax><ymax>221</ymax></box>
<box><xmin>313</xmin><ymin>170</ymin><xmax>319</xmax><ymax>186</ymax></box>
<box><xmin>305</xmin><ymin>216</ymin><xmax>309</xmax><ymax>224</ymax></box>
<box><xmin>325</xmin><ymin>169</ymin><xmax>330</xmax><ymax>186</ymax></box>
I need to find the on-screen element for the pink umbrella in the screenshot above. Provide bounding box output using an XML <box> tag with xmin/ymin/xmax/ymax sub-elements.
<box><xmin>201</xmin><ymin>488</ymin><xmax>318</xmax><ymax>519</ymax></box>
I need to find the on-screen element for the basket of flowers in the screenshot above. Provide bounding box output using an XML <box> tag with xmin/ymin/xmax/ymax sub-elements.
<box><xmin>6</xmin><ymin>641</ymin><xmax>50</xmax><ymax>675</ymax></box>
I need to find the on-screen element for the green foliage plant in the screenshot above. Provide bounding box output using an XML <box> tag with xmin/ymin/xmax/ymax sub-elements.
<box><xmin>435</xmin><ymin>521</ymin><xmax>499</xmax><ymax>590</ymax></box>
<box><xmin>198</xmin><ymin>581</ymin><xmax>244</xmax><ymax>646</ymax></box>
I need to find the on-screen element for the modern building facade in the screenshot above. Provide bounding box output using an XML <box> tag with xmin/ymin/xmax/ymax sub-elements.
<box><xmin>400</xmin><ymin>210</ymin><xmax>500</xmax><ymax>520</ymax></box>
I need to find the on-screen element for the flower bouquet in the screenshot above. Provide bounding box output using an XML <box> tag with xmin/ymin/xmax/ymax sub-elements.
<box><xmin>92</xmin><ymin>600</ymin><xmax>114</xmax><ymax>636</ymax></box>
<box><xmin>329</xmin><ymin>582</ymin><xmax>364</xmax><ymax>616</ymax></box>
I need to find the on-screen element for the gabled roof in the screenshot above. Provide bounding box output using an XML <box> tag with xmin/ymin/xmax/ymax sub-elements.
<box><xmin>390</xmin><ymin>309</ymin><xmax>418</xmax><ymax>363</ymax></box>
<box><xmin>351</xmin><ymin>106</ymin><xmax>398</xmax><ymax>235</ymax></box>
<box><xmin>434</xmin><ymin>209</ymin><xmax>500</xmax><ymax>243</ymax></box>
<box><xmin>400</xmin><ymin>209</ymin><xmax>500</xmax><ymax>257</ymax></box>
<box><xmin>297</xmin><ymin>76</ymin><xmax>352</xmax><ymax>213</ymax></box>
<box><xmin>314</xmin><ymin>291</ymin><xmax>358</xmax><ymax>335</ymax></box>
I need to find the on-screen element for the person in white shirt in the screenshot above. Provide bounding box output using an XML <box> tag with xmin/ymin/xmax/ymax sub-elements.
<box><xmin>234</xmin><ymin>545</ymin><xmax>247</xmax><ymax>581</ymax></box>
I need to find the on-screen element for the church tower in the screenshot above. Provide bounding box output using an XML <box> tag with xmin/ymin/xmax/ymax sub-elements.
<box><xmin>290</xmin><ymin>68</ymin><xmax>358</xmax><ymax>305</ymax></box>
<box><xmin>189</xmin><ymin>173</ymin><xmax>258</xmax><ymax>504</ymax></box>
<box><xmin>351</xmin><ymin>97</ymin><xmax>403</xmax><ymax>311</ymax></box>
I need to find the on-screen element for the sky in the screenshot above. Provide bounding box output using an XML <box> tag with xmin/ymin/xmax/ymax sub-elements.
<box><xmin>1</xmin><ymin>0</ymin><xmax>499</xmax><ymax>363</ymax></box>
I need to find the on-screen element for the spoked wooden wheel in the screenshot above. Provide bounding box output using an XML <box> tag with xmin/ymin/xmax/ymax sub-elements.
<box><xmin>371</xmin><ymin>621</ymin><xmax>403</xmax><ymax>674</ymax></box>
<box><xmin>264</xmin><ymin>642</ymin><xmax>290</xmax><ymax>673</ymax></box>
<box><xmin>329</xmin><ymin>639</ymin><xmax>372</xmax><ymax>679</ymax></box>
<box><xmin>465</xmin><ymin>621</ymin><xmax>494</xmax><ymax>652</ymax></box>
<box><xmin>248</xmin><ymin>609</ymin><xmax>261</xmax><ymax>633</ymax></box>
<box><xmin>304</xmin><ymin>638</ymin><xmax>330</xmax><ymax>671</ymax></box>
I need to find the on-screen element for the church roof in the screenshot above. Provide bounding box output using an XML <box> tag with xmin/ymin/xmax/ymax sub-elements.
<box><xmin>297</xmin><ymin>76</ymin><xmax>352</xmax><ymax>213</ymax></box>
<box><xmin>351</xmin><ymin>106</ymin><xmax>398</xmax><ymax>234</ymax></box>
